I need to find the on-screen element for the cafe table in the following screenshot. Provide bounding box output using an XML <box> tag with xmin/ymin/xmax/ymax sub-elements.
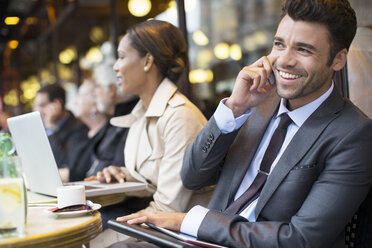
<box><xmin>0</xmin><ymin>206</ymin><xmax>102</xmax><ymax>248</ymax></box>
<box><xmin>0</xmin><ymin>191</ymin><xmax>104</xmax><ymax>248</ymax></box>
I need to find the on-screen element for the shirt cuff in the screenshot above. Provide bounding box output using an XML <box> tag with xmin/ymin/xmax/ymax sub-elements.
<box><xmin>180</xmin><ymin>205</ymin><xmax>209</xmax><ymax>238</ymax></box>
<box><xmin>213</xmin><ymin>98</ymin><xmax>251</xmax><ymax>134</ymax></box>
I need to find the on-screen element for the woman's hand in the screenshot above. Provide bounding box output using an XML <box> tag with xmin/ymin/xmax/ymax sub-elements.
<box><xmin>116</xmin><ymin>209</ymin><xmax>187</xmax><ymax>232</ymax></box>
<box><xmin>84</xmin><ymin>165</ymin><xmax>125</xmax><ymax>183</ymax></box>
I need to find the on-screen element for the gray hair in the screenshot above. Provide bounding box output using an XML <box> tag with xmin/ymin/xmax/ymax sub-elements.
<box><xmin>93</xmin><ymin>63</ymin><xmax>117</xmax><ymax>91</ymax></box>
<box><xmin>93</xmin><ymin>62</ymin><xmax>126</xmax><ymax>97</ymax></box>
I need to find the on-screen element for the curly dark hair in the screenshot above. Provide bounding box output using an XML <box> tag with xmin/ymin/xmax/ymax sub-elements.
<box><xmin>126</xmin><ymin>20</ymin><xmax>188</xmax><ymax>83</ymax></box>
<box><xmin>282</xmin><ymin>0</ymin><xmax>357</xmax><ymax>66</ymax></box>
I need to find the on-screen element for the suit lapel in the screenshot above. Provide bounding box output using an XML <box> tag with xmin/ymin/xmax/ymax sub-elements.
<box><xmin>255</xmin><ymin>88</ymin><xmax>344</xmax><ymax>217</ymax></box>
<box><xmin>226</xmin><ymin>91</ymin><xmax>280</xmax><ymax>206</ymax></box>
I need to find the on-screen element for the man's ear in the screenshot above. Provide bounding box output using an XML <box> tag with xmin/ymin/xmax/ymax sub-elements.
<box><xmin>53</xmin><ymin>98</ymin><xmax>64</xmax><ymax>109</ymax></box>
<box><xmin>331</xmin><ymin>48</ymin><xmax>348</xmax><ymax>71</ymax></box>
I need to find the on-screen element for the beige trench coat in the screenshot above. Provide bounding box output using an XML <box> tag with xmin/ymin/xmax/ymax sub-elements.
<box><xmin>111</xmin><ymin>78</ymin><xmax>213</xmax><ymax>212</ymax></box>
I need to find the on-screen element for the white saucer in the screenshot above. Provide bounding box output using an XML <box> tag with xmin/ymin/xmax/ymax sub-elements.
<box><xmin>46</xmin><ymin>203</ymin><xmax>101</xmax><ymax>218</ymax></box>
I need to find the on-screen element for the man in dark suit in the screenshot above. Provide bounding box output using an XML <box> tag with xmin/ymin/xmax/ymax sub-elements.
<box><xmin>113</xmin><ymin>0</ymin><xmax>372</xmax><ymax>247</ymax></box>
<box><xmin>33</xmin><ymin>83</ymin><xmax>88</xmax><ymax>171</ymax></box>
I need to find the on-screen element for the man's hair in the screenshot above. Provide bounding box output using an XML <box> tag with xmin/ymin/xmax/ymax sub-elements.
<box><xmin>282</xmin><ymin>0</ymin><xmax>357</xmax><ymax>66</ymax></box>
<box><xmin>37</xmin><ymin>83</ymin><xmax>66</xmax><ymax>107</ymax></box>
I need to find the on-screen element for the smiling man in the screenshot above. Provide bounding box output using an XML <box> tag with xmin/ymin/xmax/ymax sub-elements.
<box><xmin>114</xmin><ymin>0</ymin><xmax>372</xmax><ymax>247</ymax></box>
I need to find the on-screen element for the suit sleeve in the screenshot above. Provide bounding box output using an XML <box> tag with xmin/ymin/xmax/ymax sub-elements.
<box><xmin>181</xmin><ymin>117</ymin><xmax>239</xmax><ymax>190</ymax></box>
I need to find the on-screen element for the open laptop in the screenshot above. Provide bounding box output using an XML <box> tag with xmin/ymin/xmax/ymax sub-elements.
<box><xmin>7</xmin><ymin>111</ymin><xmax>147</xmax><ymax>197</ymax></box>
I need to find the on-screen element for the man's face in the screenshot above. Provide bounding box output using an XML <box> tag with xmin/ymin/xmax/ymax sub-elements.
<box><xmin>74</xmin><ymin>82</ymin><xmax>95</xmax><ymax>119</ymax></box>
<box><xmin>33</xmin><ymin>92</ymin><xmax>50</xmax><ymax>122</ymax></box>
<box><xmin>270</xmin><ymin>15</ymin><xmax>340</xmax><ymax>110</ymax></box>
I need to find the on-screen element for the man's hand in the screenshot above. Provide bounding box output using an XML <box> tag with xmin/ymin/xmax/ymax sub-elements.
<box><xmin>44</xmin><ymin>99</ymin><xmax>64</xmax><ymax>129</ymax></box>
<box><xmin>85</xmin><ymin>165</ymin><xmax>125</xmax><ymax>183</ymax></box>
<box><xmin>226</xmin><ymin>55</ymin><xmax>275</xmax><ymax>117</ymax></box>
<box><xmin>116</xmin><ymin>209</ymin><xmax>187</xmax><ymax>232</ymax></box>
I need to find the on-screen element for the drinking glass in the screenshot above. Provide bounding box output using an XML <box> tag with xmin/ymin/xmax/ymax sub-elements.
<box><xmin>0</xmin><ymin>134</ymin><xmax>26</xmax><ymax>238</ymax></box>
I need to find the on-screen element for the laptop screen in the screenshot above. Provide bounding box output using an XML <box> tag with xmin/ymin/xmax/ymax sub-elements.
<box><xmin>7</xmin><ymin>111</ymin><xmax>63</xmax><ymax>196</ymax></box>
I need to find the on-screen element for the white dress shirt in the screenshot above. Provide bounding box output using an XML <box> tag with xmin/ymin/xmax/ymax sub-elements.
<box><xmin>181</xmin><ymin>84</ymin><xmax>334</xmax><ymax>237</ymax></box>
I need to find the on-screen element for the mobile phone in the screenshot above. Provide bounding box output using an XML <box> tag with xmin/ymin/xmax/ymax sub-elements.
<box><xmin>267</xmin><ymin>72</ymin><xmax>276</xmax><ymax>85</ymax></box>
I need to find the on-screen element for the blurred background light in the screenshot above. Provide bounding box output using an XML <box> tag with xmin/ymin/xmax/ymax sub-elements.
<box><xmin>196</xmin><ymin>49</ymin><xmax>213</xmax><ymax>68</ymax></box>
<box><xmin>59</xmin><ymin>46</ymin><xmax>77</xmax><ymax>64</ymax></box>
<box><xmin>185</xmin><ymin>0</ymin><xmax>196</xmax><ymax>12</ymax></box>
<box><xmin>189</xmin><ymin>69</ymin><xmax>213</xmax><ymax>83</ymax></box>
<box><xmin>40</xmin><ymin>68</ymin><xmax>56</xmax><ymax>84</ymax></box>
<box><xmin>58</xmin><ymin>64</ymin><xmax>73</xmax><ymax>81</ymax></box>
<box><xmin>254</xmin><ymin>30</ymin><xmax>268</xmax><ymax>46</ymax></box>
<box><xmin>8</xmin><ymin>40</ymin><xmax>19</xmax><ymax>49</ymax></box>
<box><xmin>214</xmin><ymin>42</ymin><xmax>230</xmax><ymax>60</ymax></box>
<box><xmin>25</xmin><ymin>17</ymin><xmax>38</xmax><ymax>25</ymax></box>
<box><xmin>193</xmin><ymin>30</ymin><xmax>209</xmax><ymax>46</ymax></box>
<box><xmin>4</xmin><ymin>16</ymin><xmax>20</xmax><ymax>25</ymax></box>
<box><xmin>244</xmin><ymin>35</ymin><xmax>257</xmax><ymax>52</ymax></box>
<box><xmin>89</xmin><ymin>26</ymin><xmax>104</xmax><ymax>43</ymax></box>
<box><xmin>20</xmin><ymin>76</ymin><xmax>40</xmax><ymax>101</ymax></box>
<box><xmin>4</xmin><ymin>89</ymin><xmax>19</xmax><ymax>106</ymax></box>
<box><xmin>128</xmin><ymin>0</ymin><xmax>152</xmax><ymax>17</ymax></box>
<box><xmin>230</xmin><ymin>43</ymin><xmax>242</xmax><ymax>61</ymax></box>
<box><xmin>85</xmin><ymin>46</ymin><xmax>103</xmax><ymax>64</ymax></box>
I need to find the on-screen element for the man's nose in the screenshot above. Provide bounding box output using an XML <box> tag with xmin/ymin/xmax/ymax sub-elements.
<box><xmin>93</xmin><ymin>88</ymin><xmax>99</xmax><ymax>97</ymax></box>
<box><xmin>276</xmin><ymin>49</ymin><xmax>297</xmax><ymax>68</ymax></box>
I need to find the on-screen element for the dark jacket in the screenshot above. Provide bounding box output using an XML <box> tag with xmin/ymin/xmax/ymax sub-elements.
<box><xmin>69</xmin><ymin>98</ymin><xmax>138</xmax><ymax>181</ymax></box>
<box><xmin>48</xmin><ymin>111</ymin><xmax>88</xmax><ymax>169</ymax></box>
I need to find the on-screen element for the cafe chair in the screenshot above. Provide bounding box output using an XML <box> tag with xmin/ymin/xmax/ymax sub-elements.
<box><xmin>333</xmin><ymin>64</ymin><xmax>372</xmax><ymax>247</ymax></box>
<box><xmin>345</xmin><ymin>187</ymin><xmax>372</xmax><ymax>248</ymax></box>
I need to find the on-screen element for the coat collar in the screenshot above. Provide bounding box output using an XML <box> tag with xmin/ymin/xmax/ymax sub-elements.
<box><xmin>110</xmin><ymin>78</ymin><xmax>178</xmax><ymax>128</ymax></box>
<box><xmin>145</xmin><ymin>77</ymin><xmax>178</xmax><ymax>117</ymax></box>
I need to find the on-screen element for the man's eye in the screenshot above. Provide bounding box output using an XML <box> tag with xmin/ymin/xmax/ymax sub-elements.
<box><xmin>274</xmin><ymin>41</ymin><xmax>284</xmax><ymax>48</ymax></box>
<box><xmin>298</xmin><ymin>48</ymin><xmax>311</xmax><ymax>54</ymax></box>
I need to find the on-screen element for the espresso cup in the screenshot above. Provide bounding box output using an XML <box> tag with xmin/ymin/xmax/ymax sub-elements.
<box><xmin>57</xmin><ymin>185</ymin><xmax>86</xmax><ymax>209</ymax></box>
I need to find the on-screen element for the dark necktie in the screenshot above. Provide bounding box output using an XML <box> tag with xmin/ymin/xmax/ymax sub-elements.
<box><xmin>224</xmin><ymin>113</ymin><xmax>292</xmax><ymax>215</ymax></box>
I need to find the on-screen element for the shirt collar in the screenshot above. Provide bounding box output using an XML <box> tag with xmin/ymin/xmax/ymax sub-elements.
<box><xmin>56</xmin><ymin>112</ymin><xmax>70</xmax><ymax>129</ymax></box>
<box><xmin>277</xmin><ymin>83</ymin><xmax>334</xmax><ymax>128</ymax></box>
